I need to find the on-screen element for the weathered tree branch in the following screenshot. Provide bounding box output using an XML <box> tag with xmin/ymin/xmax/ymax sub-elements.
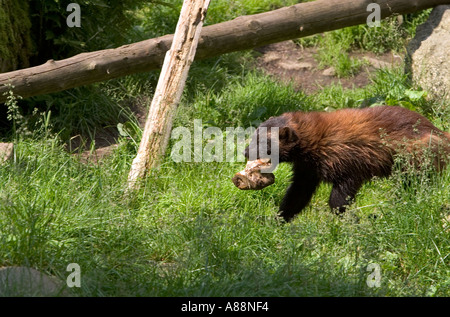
<box><xmin>126</xmin><ymin>0</ymin><xmax>210</xmax><ymax>191</ymax></box>
<box><xmin>1</xmin><ymin>0</ymin><xmax>449</xmax><ymax>103</ymax></box>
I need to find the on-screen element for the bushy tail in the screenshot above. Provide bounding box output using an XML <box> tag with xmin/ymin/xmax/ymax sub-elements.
<box><xmin>445</xmin><ymin>131</ymin><xmax>450</xmax><ymax>141</ymax></box>
<box><xmin>408</xmin><ymin>131</ymin><xmax>450</xmax><ymax>172</ymax></box>
<box><xmin>433</xmin><ymin>131</ymin><xmax>450</xmax><ymax>170</ymax></box>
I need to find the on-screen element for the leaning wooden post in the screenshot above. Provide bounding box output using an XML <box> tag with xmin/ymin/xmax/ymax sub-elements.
<box><xmin>126</xmin><ymin>0</ymin><xmax>211</xmax><ymax>192</ymax></box>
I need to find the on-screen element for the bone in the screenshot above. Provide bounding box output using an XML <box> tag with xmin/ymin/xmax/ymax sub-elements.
<box><xmin>232</xmin><ymin>158</ymin><xmax>275</xmax><ymax>190</ymax></box>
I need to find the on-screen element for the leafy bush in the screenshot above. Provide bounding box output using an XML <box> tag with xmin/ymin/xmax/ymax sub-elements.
<box><xmin>0</xmin><ymin>0</ymin><xmax>33</xmax><ymax>71</ymax></box>
<box><xmin>28</xmin><ymin>0</ymin><xmax>147</xmax><ymax>65</ymax></box>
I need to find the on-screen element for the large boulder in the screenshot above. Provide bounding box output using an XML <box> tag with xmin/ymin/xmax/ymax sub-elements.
<box><xmin>0</xmin><ymin>266</ymin><xmax>71</xmax><ymax>296</ymax></box>
<box><xmin>407</xmin><ymin>5</ymin><xmax>450</xmax><ymax>101</ymax></box>
<box><xmin>0</xmin><ymin>142</ymin><xmax>13</xmax><ymax>163</ymax></box>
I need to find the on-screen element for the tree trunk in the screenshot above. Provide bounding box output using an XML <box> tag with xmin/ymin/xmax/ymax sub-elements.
<box><xmin>126</xmin><ymin>0</ymin><xmax>210</xmax><ymax>191</ymax></box>
<box><xmin>1</xmin><ymin>0</ymin><xmax>448</xmax><ymax>103</ymax></box>
<box><xmin>0</xmin><ymin>0</ymin><xmax>32</xmax><ymax>72</ymax></box>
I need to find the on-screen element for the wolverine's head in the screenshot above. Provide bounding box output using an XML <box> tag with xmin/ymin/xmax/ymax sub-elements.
<box><xmin>244</xmin><ymin>115</ymin><xmax>299</xmax><ymax>169</ymax></box>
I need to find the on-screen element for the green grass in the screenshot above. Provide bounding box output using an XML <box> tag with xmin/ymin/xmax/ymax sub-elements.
<box><xmin>135</xmin><ymin>0</ymin><xmax>301</xmax><ymax>40</ymax></box>
<box><xmin>176</xmin><ymin>71</ymin><xmax>307</xmax><ymax>129</ymax></box>
<box><xmin>1</xmin><ymin>1</ymin><xmax>449</xmax><ymax>297</ymax></box>
<box><xmin>297</xmin><ymin>10</ymin><xmax>433</xmax><ymax>78</ymax></box>
<box><xmin>1</xmin><ymin>64</ymin><xmax>449</xmax><ymax>296</ymax></box>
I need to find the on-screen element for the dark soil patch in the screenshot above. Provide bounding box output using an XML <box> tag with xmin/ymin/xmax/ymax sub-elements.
<box><xmin>69</xmin><ymin>97</ymin><xmax>149</xmax><ymax>163</ymax></box>
<box><xmin>254</xmin><ymin>40</ymin><xmax>403</xmax><ymax>93</ymax></box>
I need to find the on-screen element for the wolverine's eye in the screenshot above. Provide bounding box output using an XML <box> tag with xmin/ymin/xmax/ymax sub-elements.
<box><xmin>244</xmin><ymin>147</ymin><xmax>249</xmax><ymax>158</ymax></box>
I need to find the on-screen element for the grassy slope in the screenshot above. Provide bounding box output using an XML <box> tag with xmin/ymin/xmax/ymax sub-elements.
<box><xmin>0</xmin><ymin>1</ymin><xmax>449</xmax><ymax>296</ymax></box>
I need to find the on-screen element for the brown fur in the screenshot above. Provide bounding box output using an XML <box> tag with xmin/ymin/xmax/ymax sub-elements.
<box><xmin>245</xmin><ymin>106</ymin><xmax>450</xmax><ymax>221</ymax></box>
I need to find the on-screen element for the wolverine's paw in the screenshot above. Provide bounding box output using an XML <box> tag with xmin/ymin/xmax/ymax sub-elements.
<box><xmin>277</xmin><ymin>210</ymin><xmax>295</xmax><ymax>223</ymax></box>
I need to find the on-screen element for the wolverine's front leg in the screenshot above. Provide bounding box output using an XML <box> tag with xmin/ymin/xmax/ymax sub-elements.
<box><xmin>278</xmin><ymin>171</ymin><xmax>319</xmax><ymax>222</ymax></box>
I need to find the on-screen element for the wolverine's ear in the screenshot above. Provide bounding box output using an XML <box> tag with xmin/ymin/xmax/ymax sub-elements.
<box><xmin>279</xmin><ymin>126</ymin><xmax>298</xmax><ymax>142</ymax></box>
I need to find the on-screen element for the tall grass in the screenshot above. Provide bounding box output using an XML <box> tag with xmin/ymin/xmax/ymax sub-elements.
<box><xmin>1</xmin><ymin>63</ymin><xmax>449</xmax><ymax>296</ymax></box>
<box><xmin>0</xmin><ymin>1</ymin><xmax>448</xmax><ymax>297</ymax></box>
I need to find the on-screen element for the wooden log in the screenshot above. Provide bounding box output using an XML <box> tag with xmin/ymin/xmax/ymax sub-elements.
<box><xmin>1</xmin><ymin>0</ymin><xmax>449</xmax><ymax>103</ymax></box>
<box><xmin>126</xmin><ymin>0</ymin><xmax>210</xmax><ymax>191</ymax></box>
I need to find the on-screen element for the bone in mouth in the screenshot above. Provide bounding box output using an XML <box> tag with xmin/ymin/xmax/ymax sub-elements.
<box><xmin>232</xmin><ymin>158</ymin><xmax>275</xmax><ymax>190</ymax></box>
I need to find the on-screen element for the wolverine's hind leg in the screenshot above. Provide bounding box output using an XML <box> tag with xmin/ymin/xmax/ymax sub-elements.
<box><xmin>329</xmin><ymin>179</ymin><xmax>364</xmax><ymax>215</ymax></box>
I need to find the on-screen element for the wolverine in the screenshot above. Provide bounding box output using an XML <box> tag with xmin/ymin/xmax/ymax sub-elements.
<box><xmin>244</xmin><ymin>106</ymin><xmax>450</xmax><ymax>222</ymax></box>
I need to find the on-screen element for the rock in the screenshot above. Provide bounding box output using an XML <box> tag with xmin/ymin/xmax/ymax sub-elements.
<box><xmin>0</xmin><ymin>266</ymin><xmax>71</xmax><ymax>296</ymax></box>
<box><xmin>443</xmin><ymin>213</ymin><xmax>450</xmax><ymax>232</ymax></box>
<box><xmin>79</xmin><ymin>144</ymin><xmax>119</xmax><ymax>164</ymax></box>
<box><xmin>277</xmin><ymin>60</ymin><xmax>313</xmax><ymax>71</ymax></box>
<box><xmin>406</xmin><ymin>5</ymin><xmax>450</xmax><ymax>101</ymax></box>
<box><xmin>0</xmin><ymin>142</ymin><xmax>13</xmax><ymax>163</ymax></box>
<box><xmin>322</xmin><ymin>67</ymin><xmax>336</xmax><ymax>77</ymax></box>
<box><xmin>262</xmin><ymin>51</ymin><xmax>281</xmax><ymax>63</ymax></box>
<box><xmin>364</xmin><ymin>57</ymin><xmax>391</xmax><ymax>69</ymax></box>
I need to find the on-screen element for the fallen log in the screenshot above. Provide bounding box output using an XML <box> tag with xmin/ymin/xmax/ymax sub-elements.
<box><xmin>1</xmin><ymin>0</ymin><xmax>449</xmax><ymax>103</ymax></box>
